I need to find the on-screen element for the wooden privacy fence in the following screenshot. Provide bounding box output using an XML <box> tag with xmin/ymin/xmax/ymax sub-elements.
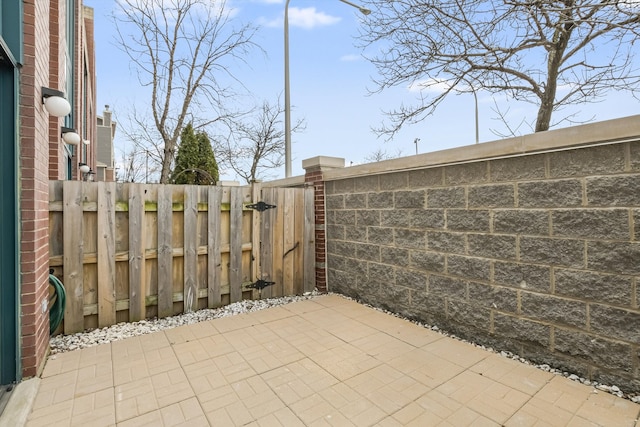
<box><xmin>48</xmin><ymin>181</ymin><xmax>315</xmax><ymax>334</ymax></box>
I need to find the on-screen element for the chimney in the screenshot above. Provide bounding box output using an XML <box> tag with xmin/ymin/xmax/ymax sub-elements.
<box><xmin>103</xmin><ymin>105</ymin><xmax>112</xmax><ymax>127</ymax></box>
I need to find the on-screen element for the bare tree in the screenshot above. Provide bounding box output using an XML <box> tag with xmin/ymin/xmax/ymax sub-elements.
<box><xmin>116</xmin><ymin>147</ymin><xmax>149</xmax><ymax>183</ymax></box>
<box><xmin>219</xmin><ymin>99</ymin><xmax>305</xmax><ymax>183</ymax></box>
<box><xmin>358</xmin><ymin>0</ymin><xmax>640</xmax><ymax>137</ymax></box>
<box><xmin>113</xmin><ymin>0</ymin><xmax>259</xmax><ymax>182</ymax></box>
<box><xmin>363</xmin><ymin>147</ymin><xmax>403</xmax><ymax>163</ymax></box>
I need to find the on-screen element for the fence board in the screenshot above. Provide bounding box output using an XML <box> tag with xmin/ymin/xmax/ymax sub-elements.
<box><xmin>283</xmin><ymin>189</ymin><xmax>295</xmax><ymax>295</ymax></box>
<box><xmin>63</xmin><ymin>181</ymin><xmax>84</xmax><ymax>333</ymax></box>
<box><xmin>184</xmin><ymin>186</ymin><xmax>198</xmax><ymax>312</ymax></box>
<box><xmin>293</xmin><ymin>188</ymin><xmax>304</xmax><ymax>294</ymax></box>
<box><xmin>303</xmin><ymin>187</ymin><xmax>316</xmax><ymax>292</ymax></box>
<box><xmin>229</xmin><ymin>187</ymin><xmax>243</xmax><ymax>303</ymax></box>
<box><xmin>97</xmin><ymin>182</ymin><xmax>116</xmax><ymax>327</ymax></box>
<box><xmin>208</xmin><ymin>186</ymin><xmax>222</xmax><ymax>307</ymax></box>
<box><xmin>272</xmin><ymin>188</ymin><xmax>285</xmax><ymax>297</ymax></box>
<box><xmin>128</xmin><ymin>185</ymin><xmax>146</xmax><ymax>321</ymax></box>
<box><xmin>260</xmin><ymin>187</ymin><xmax>274</xmax><ymax>299</ymax></box>
<box><xmin>157</xmin><ymin>185</ymin><xmax>173</xmax><ymax>318</ymax></box>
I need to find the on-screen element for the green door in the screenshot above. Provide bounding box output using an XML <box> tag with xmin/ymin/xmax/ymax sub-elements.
<box><xmin>0</xmin><ymin>39</ymin><xmax>20</xmax><ymax>385</ymax></box>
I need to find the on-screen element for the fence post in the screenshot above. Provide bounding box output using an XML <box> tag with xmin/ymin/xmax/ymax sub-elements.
<box><xmin>302</xmin><ymin>156</ymin><xmax>345</xmax><ymax>292</ymax></box>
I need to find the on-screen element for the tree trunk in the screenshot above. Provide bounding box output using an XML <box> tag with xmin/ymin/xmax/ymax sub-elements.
<box><xmin>160</xmin><ymin>149</ymin><xmax>174</xmax><ymax>183</ymax></box>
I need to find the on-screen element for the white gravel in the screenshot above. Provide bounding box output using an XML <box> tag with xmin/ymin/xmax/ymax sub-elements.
<box><xmin>48</xmin><ymin>291</ymin><xmax>640</xmax><ymax>404</ymax></box>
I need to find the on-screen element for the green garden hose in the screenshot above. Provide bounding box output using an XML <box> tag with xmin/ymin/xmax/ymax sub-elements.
<box><xmin>48</xmin><ymin>273</ymin><xmax>66</xmax><ymax>334</ymax></box>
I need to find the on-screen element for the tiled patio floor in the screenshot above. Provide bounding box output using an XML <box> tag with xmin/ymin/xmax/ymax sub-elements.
<box><xmin>26</xmin><ymin>294</ymin><xmax>640</xmax><ymax>426</ymax></box>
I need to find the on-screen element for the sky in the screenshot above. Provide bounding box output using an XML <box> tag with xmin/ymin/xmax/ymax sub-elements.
<box><xmin>84</xmin><ymin>0</ymin><xmax>639</xmax><ymax>181</ymax></box>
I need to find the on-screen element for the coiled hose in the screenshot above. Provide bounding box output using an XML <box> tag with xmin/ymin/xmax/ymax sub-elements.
<box><xmin>48</xmin><ymin>272</ymin><xmax>66</xmax><ymax>334</ymax></box>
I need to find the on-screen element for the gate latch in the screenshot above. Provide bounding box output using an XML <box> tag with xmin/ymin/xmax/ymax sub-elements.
<box><xmin>247</xmin><ymin>279</ymin><xmax>276</xmax><ymax>290</ymax></box>
<box><xmin>247</xmin><ymin>201</ymin><xmax>276</xmax><ymax>212</ymax></box>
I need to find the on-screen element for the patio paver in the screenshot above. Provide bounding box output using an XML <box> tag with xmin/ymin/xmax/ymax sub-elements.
<box><xmin>25</xmin><ymin>294</ymin><xmax>640</xmax><ymax>426</ymax></box>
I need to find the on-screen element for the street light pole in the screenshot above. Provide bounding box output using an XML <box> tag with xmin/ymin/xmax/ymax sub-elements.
<box><xmin>284</xmin><ymin>0</ymin><xmax>292</xmax><ymax>177</ymax></box>
<box><xmin>284</xmin><ymin>0</ymin><xmax>370</xmax><ymax>177</ymax></box>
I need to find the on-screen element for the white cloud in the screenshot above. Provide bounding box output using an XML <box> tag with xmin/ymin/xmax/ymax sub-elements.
<box><xmin>263</xmin><ymin>7</ymin><xmax>341</xmax><ymax>29</ymax></box>
<box><xmin>408</xmin><ymin>78</ymin><xmax>454</xmax><ymax>93</ymax></box>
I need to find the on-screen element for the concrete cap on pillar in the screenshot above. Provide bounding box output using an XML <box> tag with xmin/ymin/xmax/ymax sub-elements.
<box><xmin>302</xmin><ymin>156</ymin><xmax>345</xmax><ymax>172</ymax></box>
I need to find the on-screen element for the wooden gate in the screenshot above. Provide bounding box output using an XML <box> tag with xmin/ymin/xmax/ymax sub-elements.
<box><xmin>48</xmin><ymin>181</ymin><xmax>315</xmax><ymax>334</ymax></box>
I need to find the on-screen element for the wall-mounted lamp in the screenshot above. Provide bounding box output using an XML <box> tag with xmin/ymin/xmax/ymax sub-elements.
<box><xmin>42</xmin><ymin>87</ymin><xmax>71</xmax><ymax>117</ymax></box>
<box><xmin>79</xmin><ymin>163</ymin><xmax>90</xmax><ymax>174</ymax></box>
<box><xmin>83</xmin><ymin>139</ymin><xmax>90</xmax><ymax>146</ymax></box>
<box><xmin>61</xmin><ymin>127</ymin><xmax>81</xmax><ymax>145</ymax></box>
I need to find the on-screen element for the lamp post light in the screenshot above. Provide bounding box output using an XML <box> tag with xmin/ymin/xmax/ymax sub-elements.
<box><xmin>284</xmin><ymin>0</ymin><xmax>371</xmax><ymax>177</ymax></box>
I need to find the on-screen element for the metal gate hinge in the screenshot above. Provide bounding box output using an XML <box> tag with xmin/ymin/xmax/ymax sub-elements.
<box><xmin>246</xmin><ymin>279</ymin><xmax>276</xmax><ymax>290</ymax></box>
<box><xmin>247</xmin><ymin>201</ymin><xmax>276</xmax><ymax>212</ymax></box>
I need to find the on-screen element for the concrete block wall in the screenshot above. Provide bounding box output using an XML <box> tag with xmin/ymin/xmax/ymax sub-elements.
<box><xmin>324</xmin><ymin>119</ymin><xmax>640</xmax><ymax>393</ymax></box>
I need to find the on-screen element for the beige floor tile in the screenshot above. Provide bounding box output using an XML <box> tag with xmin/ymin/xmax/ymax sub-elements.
<box><xmin>442</xmin><ymin>407</ymin><xmax>502</xmax><ymax>426</ymax></box>
<box><xmin>263</xmin><ymin>359</ymin><xmax>338</xmax><ymax>405</ymax></box>
<box><xmin>145</xmin><ymin>347</ymin><xmax>181</xmax><ymax>376</ymax></box>
<box><xmin>183</xmin><ymin>358</ymin><xmax>228</xmax><ymax>394</ymax></box>
<box><xmin>283</xmin><ymin>299</ymin><xmax>327</xmax><ymax>314</ymax></box>
<box><xmin>533</xmin><ymin>376</ymin><xmax>597</xmax><ymax>414</ymax></box>
<box><xmin>186</xmin><ymin>319</ymin><xmax>219</xmax><ymax>339</ymax></box>
<box><xmin>159</xmin><ymin>397</ymin><xmax>209</xmax><ymax>427</ymax></box>
<box><xmin>267</xmin><ymin>407</ymin><xmax>306</xmax><ymax>426</ymax></box>
<box><xmin>290</xmin><ymin>393</ymin><xmax>336</xmax><ymax>423</ymax></box>
<box><xmin>114</xmin><ymin>377</ymin><xmax>159</xmax><ymax>422</ymax></box>
<box><xmin>504</xmin><ymin>394</ymin><xmax>574</xmax><ymax>427</ymax></box>
<box><xmin>151</xmin><ymin>367</ymin><xmax>194</xmax><ymax>407</ymax></box>
<box><xmin>212</xmin><ymin>312</ymin><xmax>260</xmax><ymax>333</ymax></box>
<box><xmin>339</xmin><ymin>396</ymin><xmax>388</xmax><ymax>426</ymax></box>
<box><xmin>325</xmin><ymin>319</ymin><xmax>379</xmax><ymax>343</ymax></box>
<box><xmin>164</xmin><ymin>323</ymin><xmax>200</xmax><ymax>344</ymax></box>
<box><xmin>224</xmin><ymin>399</ymin><xmax>256</xmax><ymax>426</ymax></box>
<box><xmin>377</xmin><ymin>415</ymin><xmax>409</xmax><ymax>427</ymax></box>
<box><xmin>117</xmin><ymin>409</ymin><xmax>162</xmax><ymax>427</ymax></box>
<box><xmin>247</xmin><ymin>306</ymin><xmax>295</xmax><ymax>324</ymax></box>
<box><xmin>113</xmin><ymin>357</ymin><xmax>149</xmax><ymax>386</ymax></box>
<box><xmin>172</xmin><ymin>339</ymin><xmax>211</xmax><ymax>366</ymax></box>
<box><xmin>203</xmin><ymin>407</ymin><xmax>235</xmax><ymax>426</ymax></box>
<box><xmin>199</xmin><ymin>333</ymin><xmax>236</xmax><ymax>358</ymax></box>
<box><xmin>391</xmin><ymin>401</ymin><xmax>429</xmax><ymax>424</ymax></box>
<box><xmin>423</xmin><ymin>337</ymin><xmax>490</xmax><ymax>368</ymax></box>
<box><xmin>231</xmin><ymin>376</ymin><xmax>287</xmax><ymax>419</ymax></box>
<box><xmin>74</xmin><ymin>362</ymin><xmax>113</xmax><ymax>397</ymax></box>
<box><xmin>212</xmin><ymin>351</ymin><xmax>258</xmax><ymax>383</ymax></box>
<box><xmin>470</xmin><ymin>353</ymin><xmax>554</xmax><ymax>395</ymax></box>
<box><xmin>42</xmin><ymin>351</ymin><xmax>82</xmax><ymax>378</ymax></box>
<box><xmin>26</xmin><ymin>399</ymin><xmax>73</xmax><ymax>426</ymax></box>
<box><xmin>356</xmin><ymin>311</ymin><xmax>443</xmax><ymax>348</ymax></box>
<box><xmin>414</xmin><ymin>389</ymin><xmax>463</xmax><ymax>420</ymax></box>
<box><xmin>351</xmin><ymin>331</ymin><xmax>417</xmax><ymax>362</ymax></box>
<box><xmin>69</xmin><ymin>388</ymin><xmax>115</xmax><ymax>427</ymax></box>
<box><xmin>309</xmin><ymin>343</ymin><xmax>382</xmax><ymax>381</ymax></box>
<box><xmin>435</xmin><ymin>370</ymin><xmax>529</xmax><ymax>423</ymax></box>
<box><xmin>575</xmin><ymin>389</ymin><xmax>640</xmax><ymax>426</ymax></box>
<box><xmin>78</xmin><ymin>344</ymin><xmax>113</xmax><ymax>367</ymax></box>
<box><xmin>388</xmin><ymin>347</ymin><xmax>465</xmax><ymax>388</ymax></box>
<box><xmin>566</xmin><ymin>415</ymin><xmax>603</xmax><ymax>426</ymax></box>
<box><xmin>31</xmin><ymin>370</ymin><xmax>78</xmax><ymax>409</ymax></box>
<box><xmin>197</xmin><ymin>383</ymin><xmax>240</xmax><ymax>412</ymax></box>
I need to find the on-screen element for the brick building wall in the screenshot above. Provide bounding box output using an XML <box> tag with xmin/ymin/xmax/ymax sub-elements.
<box><xmin>20</xmin><ymin>0</ymin><xmax>54</xmax><ymax>378</ymax></box>
<box><xmin>323</xmin><ymin>116</ymin><xmax>640</xmax><ymax>393</ymax></box>
<box><xmin>18</xmin><ymin>0</ymin><xmax>96</xmax><ymax>379</ymax></box>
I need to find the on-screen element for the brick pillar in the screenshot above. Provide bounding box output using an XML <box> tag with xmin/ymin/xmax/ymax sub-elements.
<box><xmin>302</xmin><ymin>156</ymin><xmax>344</xmax><ymax>293</ymax></box>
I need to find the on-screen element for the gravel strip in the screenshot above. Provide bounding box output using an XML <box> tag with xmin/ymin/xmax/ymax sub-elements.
<box><xmin>48</xmin><ymin>291</ymin><xmax>640</xmax><ymax>404</ymax></box>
